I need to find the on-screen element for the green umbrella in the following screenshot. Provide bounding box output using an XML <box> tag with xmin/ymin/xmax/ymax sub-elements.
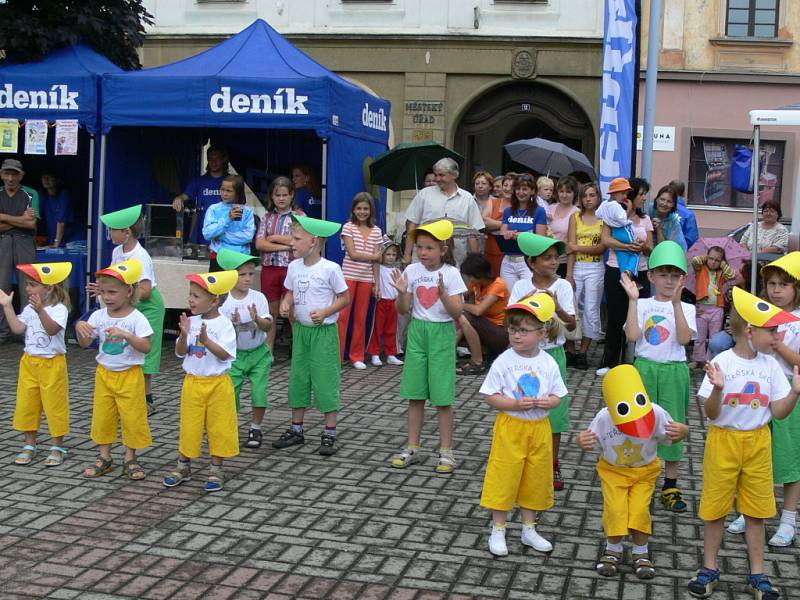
<box><xmin>368</xmin><ymin>141</ymin><xmax>464</xmax><ymax>191</ymax></box>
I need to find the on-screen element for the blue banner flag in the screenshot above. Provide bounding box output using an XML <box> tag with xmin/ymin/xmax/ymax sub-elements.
<box><xmin>599</xmin><ymin>0</ymin><xmax>637</xmax><ymax>198</ymax></box>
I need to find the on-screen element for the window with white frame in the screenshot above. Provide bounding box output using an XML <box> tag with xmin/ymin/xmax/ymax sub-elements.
<box><xmin>688</xmin><ymin>136</ymin><xmax>784</xmax><ymax>208</ymax></box>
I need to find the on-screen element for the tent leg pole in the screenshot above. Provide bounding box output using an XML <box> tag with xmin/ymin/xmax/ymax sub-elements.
<box><xmin>96</xmin><ymin>134</ymin><xmax>107</xmax><ymax>278</ymax></box>
<box><xmin>321</xmin><ymin>138</ymin><xmax>328</xmax><ymax>221</ymax></box>
<box><xmin>751</xmin><ymin>125</ymin><xmax>760</xmax><ymax>294</ymax></box>
<box><xmin>86</xmin><ymin>135</ymin><xmax>95</xmax><ymax>311</ymax></box>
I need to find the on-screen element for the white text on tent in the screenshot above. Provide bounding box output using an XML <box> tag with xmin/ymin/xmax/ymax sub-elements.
<box><xmin>0</xmin><ymin>84</ymin><xmax>79</xmax><ymax>110</ymax></box>
<box><xmin>210</xmin><ymin>86</ymin><xmax>309</xmax><ymax>115</ymax></box>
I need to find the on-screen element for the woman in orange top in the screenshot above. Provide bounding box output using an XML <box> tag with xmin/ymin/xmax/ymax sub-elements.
<box><xmin>483</xmin><ymin>174</ymin><xmax>513</xmax><ymax>277</ymax></box>
<box><xmin>456</xmin><ymin>254</ymin><xmax>510</xmax><ymax>374</ymax></box>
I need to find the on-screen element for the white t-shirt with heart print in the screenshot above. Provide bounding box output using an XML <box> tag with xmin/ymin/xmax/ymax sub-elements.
<box><xmin>402</xmin><ymin>262</ymin><xmax>467</xmax><ymax>322</ymax></box>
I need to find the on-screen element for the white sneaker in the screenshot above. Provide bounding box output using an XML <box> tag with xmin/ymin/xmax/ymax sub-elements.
<box><xmin>768</xmin><ymin>523</ymin><xmax>796</xmax><ymax>547</ymax></box>
<box><xmin>386</xmin><ymin>355</ymin><xmax>404</xmax><ymax>365</ymax></box>
<box><xmin>488</xmin><ymin>526</ymin><xmax>508</xmax><ymax>556</ymax></box>
<box><xmin>353</xmin><ymin>361</ymin><xmax>367</xmax><ymax>370</ymax></box>
<box><xmin>521</xmin><ymin>525</ymin><xmax>552</xmax><ymax>552</ymax></box>
<box><xmin>595</xmin><ymin>367</ymin><xmax>610</xmax><ymax>377</ymax></box>
<box><xmin>371</xmin><ymin>355</ymin><xmax>383</xmax><ymax>366</ymax></box>
<box><xmin>727</xmin><ymin>514</ymin><xmax>746</xmax><ymax>534</ymax></box>
<box><xmin>456</xmin><ymin>346</ymin><xmax>471</xmax><ymax>358</ymax></box>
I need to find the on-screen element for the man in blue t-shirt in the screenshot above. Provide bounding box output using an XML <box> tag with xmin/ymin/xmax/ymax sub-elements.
<box><xmin>172</xmin><ymin>146</ymin><xmax>229</xmax><ymax>245</ymax></box>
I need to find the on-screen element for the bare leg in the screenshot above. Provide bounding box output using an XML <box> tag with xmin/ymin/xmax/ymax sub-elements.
<box><xmin>520</xmin><ymin>507</ymin><xmax>537</xmax><ymax>525</ymax></box>
<box><xmin>744</xmin><ymin>515</ymin><xmax>765</xmax><ymax>574</ymax></box>
<box><xmin>407</xmin><ymin>400</ymin><xmax>425</xmax><ymax>446</ymax></box>
<box><xmin>579</xmin><ymin>336</ymin><xmax>592</xmax><ymax>354</ymax></box>
<box><xmin>665</xmin><ymin>460</ymin><xmax>679</xmax><ymax>480</ymax></box>
<box><xmin>606</xmin><ymin>535</ymin><xmax>623</xmax><ymax>545</ymax></box>
<box><xmin>702</xmin><ymin>518</ymin><xmax>725</xmax><ymax>570</ymax></box>
<box><xmin>251</xmin><ymin>407</ymin><xmax>266</xmax><ymax>426</ymax></box>
<box><xmin>211</xmin><ymin>455</ymin><xmax>224</xmax><ymax>466</ymax></box>
<box><xmin>459</xmin><ymin>316</ymin><xmax>483</xmax><ymax>364</ymax></box>
<box><xmin>493</xmin><ymin>509</ymin><xmax>508</xmax><ymax>527</ymax></box>
<box><xmin>291</xmin><ymin>407</ymin><xmax>306</xmax><ymax>425</ymax></box>
<box><xmin>782</xmin><ymin>480</ymin><xmax>800</xmax><ymax>512</ymax></box>
<box><xmin>23</xmin><ymin>430</ymin><xmax>37</xmax><ymax>447</ymax></box>
<box><xmin>552</xmin><ymin>433</ymin><xmax>561</xmax><ymax>460</ymax></box>
<box><xmin>630</xmin><ymin>529</ymin><xmax>649</xmax><ymax>546</ymax></box>
<box><xmin>145</xmin><ymin>374</ymin><xmax>152</xmax><ymax>396</ymax></box>
<box><xmin>437</xmin><ymin>405</ymin><xmax>454</xmax><ymax>449</ymax></box>
<box><xmin>324</xmin><ymin>411</ymin><xmax>338</xmax><ymax>428</ymax></box>
<box><xmin>267</xmin><ymin>299</ymin><xmax>279</xmax><ymax>351</ymax></box>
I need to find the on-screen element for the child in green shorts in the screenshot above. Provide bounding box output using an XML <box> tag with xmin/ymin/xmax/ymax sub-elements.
<box><xmin>390</xmin><ymin>219</ymin><xmax>467</xmax><ymax>474</ymax></box>
<box><xmin>96</xmin><ymin>205</ymin><xmax>166</xmax><ymax>417</ymax></box>
<box><xmin>272</xmin><ymin>215</ymin><xmax>349</xmax><ymax>456</ymax></box>
<box><xmin>622</xmin><ymin>240</ymin><xmax>696</xmax><ymax>513</ymax></box>
<box><xmin>218</xmin><ymin>248</ymin><xmax>273</xmax><ymax>449</ymax></box>
<box><xmin>510</xmin><ymin>233</ymin><xmax>577</xmax><ymax>491</ymax></box>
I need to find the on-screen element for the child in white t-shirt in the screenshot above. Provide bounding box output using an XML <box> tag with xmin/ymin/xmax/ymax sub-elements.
<box><xmin>577</xmin><ymin>365</ymin><xmax>687</xmax><ymax>579</ymax></box>
<box><xmin>480</xmin><ymin>293</ymin><xmax>566</xmax><ymax>557</ymax></box>
<box><xmin>273</xmin><ymin>215</ymin><xmax>349</xmax><ymax>456</ymax></box>
<box><xmin>367</xmin><ymin>239</ymin><xmax>403</xmax><ymax>366</ymax></box>
<box><xmin>688</xmin><ymin>288</ymin><xmax>800</xmax><ymax>600</ymax></box>
<box><xmin>390</xmin><ymin>220</ymin><xmax>466</xmax><ymax>474</ymax></box>
<box><xmin>163</xmin><ymin>269</ymin><xmax>239</xmax><ymax>493</ymax></box>
<box><xmin>622</xmin><ymin>240</ymin><xmax>696</xmax><ymax>513</ymax></box>
<box><xmin>0</xmin><ymin>262</ymin><xmax>72</xmax><ymax>467</ymax></box>
<box><xmin>218</xmin><ymin>249</ymin><xmax>273</xmax><ymax>450</ymax></box>
<box><xmin>76</xmin><ymin>259</ymin><xmax>154</xmax><ymax>481</ymax></box>
<box><xmin>511</xmin><ymin>232</ymin><xmax>576</xmax><ymax>491</ymax></box>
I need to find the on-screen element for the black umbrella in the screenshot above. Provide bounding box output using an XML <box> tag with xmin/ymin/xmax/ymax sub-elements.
<box><xmin>369</xmin><ymin>141</ymin><xmax>464</xmax><ymax>191</ymax></box>
<box><xmin>504</xmin><ymin>138</ymin><xmax>596</xmax><ymax>179</ymax></box>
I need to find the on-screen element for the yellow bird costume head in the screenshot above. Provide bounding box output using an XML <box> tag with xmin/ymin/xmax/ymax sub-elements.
<box><xmin>17</xmin><ymin>262</ymin><xmax>72</xmax><ymax>285</ymax></box>
<box><xmin>602</xmin><ymin>365</ymin><xmax>655</xmax><ymax>439</ymax></box>
<box><xmin>185</xmin><ymin>270</ymin><xmax>238</xmax><ymax>295</ymax></box>
<box><xmin>96</xmin><ymin>258</ymin><xmax>142</xmax><ymax>285</ymax></box>
<box><xmin>732</xmin><ymin>287</ymin><xmax>800</xmax><ymax>328</ymax></box>
<box><xmin>506</xmin><ymin>292</ymin><xmax>556</xmax><ymax>323</ymax></box>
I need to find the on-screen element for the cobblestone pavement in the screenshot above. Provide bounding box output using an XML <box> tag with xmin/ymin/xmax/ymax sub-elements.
<box><xmin>0</xmin><ymin>339</ymin><xmax>797</xmax><ymax>600</ymax></box>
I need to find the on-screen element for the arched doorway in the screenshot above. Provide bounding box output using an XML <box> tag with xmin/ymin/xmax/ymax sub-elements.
<box><xmin>453</xmin><ymin>81</ymin><xmax>595</xmax><ymax>183</ymax></box>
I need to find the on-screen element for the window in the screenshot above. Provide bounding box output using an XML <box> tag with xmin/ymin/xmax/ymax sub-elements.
<box><xmin>726</xmin><ymin>0</ymin><xmax>779</xmax><ymax>38</ymax></box>
<box><xmin>688</xmin><ymin>136</ymin><xmax>784</xmax><ymax>208</ymax></box>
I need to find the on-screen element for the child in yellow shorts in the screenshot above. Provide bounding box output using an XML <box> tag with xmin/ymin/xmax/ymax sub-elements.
<box><xmin>478</xmin><ymin>293</ymin><xmax>566</xmax><ymax>557</ymax></box>
<box><xmin>577</xmin><ymin>365</ymin><xmax>687</xmax><ymax>579</ymax></box>
<box><xmin>688</xmin><ymin>288</ymin><xmax>800</xmax><ymax>600</ymax></box>
<box><xmin>0</xmin><ymin>262</ymin><xmax>72</xmax><ymax>467</ymax></box>
<box><xmin>76</xmin><ymin>258</ymin><xmax>154</xmax><ymax>480</ymax></box>
<box><xmin>163</xmin><ymin>269</ymin><xmax>239</xmax><ymax>493</ymax></box>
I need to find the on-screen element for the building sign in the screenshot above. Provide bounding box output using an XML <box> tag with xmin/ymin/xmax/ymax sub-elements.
<box><xmin>636</xmin><ymin>126</ymin><xmax>675</xmax><ymax>151</ymax></box>
<box><xmin>405</xmin><ymin>101</ymin><xmax>443</xmax><ymax>125</ymax></box>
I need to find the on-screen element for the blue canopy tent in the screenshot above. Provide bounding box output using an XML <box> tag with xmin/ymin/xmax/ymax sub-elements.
<box><xmin>0</xmin><ymin>44</ymin><xmax>122</xmax><ymax>309</ymax></box>
<box><xmin>99</xmin><ymin>18</ymin><xmax>391</xmax><ymax>266</ymax></box>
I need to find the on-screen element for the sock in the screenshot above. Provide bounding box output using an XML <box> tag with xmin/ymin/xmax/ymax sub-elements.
<box><xmin>632</xmin><ymin>543</ymin><xmax>648</xmax><ymax>555</ymax></box>
<box><xmin>780</xmin><ymin>510</ymin><xmax>797</xmax><ymax>528</ymax></box>
<box><xmin>291</xmin><ymin>422</ymin><xmax>304</xmax><ymax>434</ymax></box>
<box><xmin>439</xmin><ymin>446</ymin><xmax>452</xmax><ymax>455</ymax></box>
<box><xmin>493</xmin><ymin>523</ymin><xmax>506</xmax><ymax>531</ymax></box>
<box><xmin>663</xmin><ymin>478</ymin><xmax>677</xmax><ymax>491</ymax></box>
<box><xmin>606</xmin><ymin>541</ymin><xmax>623</xmax><ymax>553</ymax></box>
<box><xmin>146</xmin><ymin>394</ymin><xmax>153</xmax><ymax>404</ymax></box>
<box><xmin>522</xmin><ymin>521</ymin><xmax>536</xmax><ymax>530</ymax></box>
<box><xmin>324</xmin><ymin>426</ymin><xmax>336</xmax><ymax>438</ymax></box>
<box><xmin>250</xmin><ymin>423</ymin><xmax>261</xmax><ymax>431</ymax></box>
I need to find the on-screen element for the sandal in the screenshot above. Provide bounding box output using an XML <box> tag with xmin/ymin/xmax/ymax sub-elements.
<box><xmin>390</xmin><ymin>447</ymin><xmax>420</xmax><ymax>469</ymax></box>
<box><xmin>632</xmin><ymin>553</ymin><xmax>656</xmax><ymax>579</ymax></box>
<box><xmin>163</xmin><ymin>461</ymin><xmax>192</xmax><ymax>487</ymax></box>
<box><xmin>44</xmin><ymin>446</ymin><xmax>67</xmax><ymax>467</ymax></box>
<box><xmin>13</xmin><ymin>444</ymin><xmax>36</xmax><ymax>466</ymax></box>
<box><xmin>84</xmin><ymin>456</ymin><xmax>114</xmax><ymax>478</ymax></box>
<box><xmin>205</xmin><ymin>466</ymin><xmax>224</xmax><ymax>492</ymax></box>
<box><xmin>123</xmin><ymin>459</ymin><xmax>146</xmax><ymax>480</ymax></box>
<box><xmin>435</xmin><ymin>450</ymin><xmax>456</xmax><ymax>474</ymax></box>
<box><xmin>596</xmin><ymin>550</ymin><xmax>622</xmax><ymax>577</ymax></box>
<box><xmin>456</xmin><ymin>361</ymin><xmax>486</xmax><ymax>376</ymax></box>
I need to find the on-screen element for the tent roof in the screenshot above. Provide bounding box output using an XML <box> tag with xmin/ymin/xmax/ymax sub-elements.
<box><xmin>0</xmin><ymin>44</ymin><xmax>122</xmax><ymax>133</ymax></box>
<box><xmin>750</xmin><ymin>104</ymin><xmax>800</xmax><ymax>126</ymax></box>
<box><xmin>101</xmin><ymin>19</ymin><xmax>390</xmax><ymax>143</ymax></box>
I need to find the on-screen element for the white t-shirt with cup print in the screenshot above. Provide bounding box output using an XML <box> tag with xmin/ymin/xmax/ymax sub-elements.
<box><xmin>19</xmin><ymin>303</ymin><xmax>68</xmax><ymax>357</ymax></box>
<box><xmin>177</xmin><ymin>314</ymin><xmax>237</xmax><ymax>376</ymax></box>
<box><xmin>402</xmin><ymin>262</ymin><xmax>467</xmax><ymax>322</ymax></box>
<box><xmin>88</xmin><ymin>308</ymin><xmax>154</xmax><ymax>371</ymax></box>
<box><xmin>509</xmin><ymin>277</ymin><xmax>575</xmax><ymax>350</ymax></box>
<box><xmin>284</xmin><ymin>257</ymin><xmax>348</xmax><ymax>326</ymax></box>
<box><xmin>220</xmin><ymin>288</ymin><xmax>272</xmax><ymax>351</ymax></box>
<box><xmin>588</xmin><ymin>404</ymin><xmax>673</xmax><ymax>468</ymax></box>
<box><xmin>479</xmin><ymin>347</ymin><xmax>568</xmax><ymax>421</ymax></box>
<box><xmin>632</xmin><ymin>297</ymin><xmax>697</xmax><ymax>362</ymax></box>
<box><xmin>699</xmin><ymin>349</ymin><xmax>791</xmax><ymax>430</ymax></box>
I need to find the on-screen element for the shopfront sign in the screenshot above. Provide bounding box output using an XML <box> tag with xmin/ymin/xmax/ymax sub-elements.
<box><xmin>636</xmin><ymin>126</ymin><xmax>675</xmax><ymax>152</ymax></box>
